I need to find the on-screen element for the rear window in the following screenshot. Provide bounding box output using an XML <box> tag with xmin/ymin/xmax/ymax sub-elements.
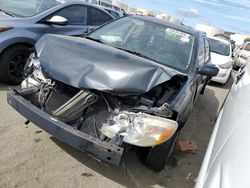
<box><xmin>90</xmin><ymin>7</ymin><xmax>113</xmax><ymax>26</ymax></box>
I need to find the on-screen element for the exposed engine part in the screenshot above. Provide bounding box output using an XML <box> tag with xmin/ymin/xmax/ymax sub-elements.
<box><xmin>52</xmin><ymin>90</ymin><xmax>98</xmax><ymax>123</ymax></box>
<box><xmin>22</xmin><ymin>53</ymin><xmax>52</xmax><ymax>89</ymax></box>
<box><xmin>139</xmin><ymin>96</ymin><xmax>155</xmax><ymax>107</ymax></box>
<box><xmin>131</xmin><ymin>103</ymin><xmax>174</xmax><ymax>118</ymax></box>
<box><xmin>38</xmin><ymin>83</ymin><xmax>55</xmax><ymax>108</ymax></box>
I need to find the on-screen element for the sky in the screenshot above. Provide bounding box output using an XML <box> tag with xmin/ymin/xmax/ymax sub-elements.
<box><xmin>120</xmin><ymin>0</ymin><xmax>250</xmax><ymax>35</ymax></box>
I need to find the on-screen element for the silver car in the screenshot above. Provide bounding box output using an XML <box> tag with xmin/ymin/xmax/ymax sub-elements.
<box><xmin>0</xmin><ymin>0</ymin><xmax>114</xmax><ymax>84</ymax></box>
<box><xmin>196</xmin><ymin>64</ymin><xmax>250</xmax><ymax>188</ymax></box>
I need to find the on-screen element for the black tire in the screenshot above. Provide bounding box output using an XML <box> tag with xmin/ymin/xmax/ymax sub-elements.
<box><xmin>0</xmin><ymin>44</ymin><xmax>31</xmax><ymax>84</ymax></box>
<box><xmin>138</xmin><ymin>131</ymin><xmax>179</xmax><ymax>171</ymax></box>
<box><xmin>233</xmin><ymin>63</ymin><xmax>239</xmax><ymax>71</ymax></box>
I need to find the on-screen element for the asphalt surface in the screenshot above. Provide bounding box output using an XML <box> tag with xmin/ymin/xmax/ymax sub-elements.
<box><xmin>0</xmin><ymin>74</ymin><xmax>234</xmax><ymax>188</ymax></box>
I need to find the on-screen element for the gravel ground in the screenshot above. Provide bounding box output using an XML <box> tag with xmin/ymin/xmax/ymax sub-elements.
<box><xmin>0</xmin><ymin>73</ymin><xmax>234</xmax><ymax>188</ymax></box>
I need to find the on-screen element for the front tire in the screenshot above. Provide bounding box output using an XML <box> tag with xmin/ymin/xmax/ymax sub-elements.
<box><xmin>138</xmin><ymin>131</ymin><xmax>179</xmax><ymax>171</ymax></box>
<box><xmin>0</xmin><ymin>44</ymin><xmax>31</xmax><ymax>84</ymax></box>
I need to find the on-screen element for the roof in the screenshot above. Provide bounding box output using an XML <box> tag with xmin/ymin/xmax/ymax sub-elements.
<box><xmin>130</xmin><ymin>15</ymin><xmax>200</xmax><ymax>36</ymax></box>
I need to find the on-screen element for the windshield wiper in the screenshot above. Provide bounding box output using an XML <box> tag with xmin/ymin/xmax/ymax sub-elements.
<box><xmin>115</xmin><ymin>47</ymin><xmax>160</xmax><ymax>63</ymax></box>
<box><xmin>0</xmin><ymin>9</ymin><xmax>15</xmax><ymax>17</ymax></box>
<box><xmin>85</xmin><ymin>37</ymin><xmax>103</xmax><ymax>44</ymax></box>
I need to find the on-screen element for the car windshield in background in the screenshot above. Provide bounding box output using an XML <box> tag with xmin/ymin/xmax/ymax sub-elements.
<box><xmin>0</xmin><ymin>0</ymin><xmax>61</xmax><ymax>17</ymax></box>
<box><xmin>244</xmin><ymin>44</ymin><xmax>250</xmax><ymax>51</ymax></box>
<box><xmin>208</xmin><ymin>38</ymin><xmax>230</xmax><ymax>56</ymax></box>
<box><xmin>88</xmin><ymin>17</ymin><xmax>195</xmax><ymax>71</ymax></box>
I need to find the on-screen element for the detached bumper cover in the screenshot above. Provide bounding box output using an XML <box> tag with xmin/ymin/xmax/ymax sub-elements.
<box><xmin>7</xmin><ymin>89</ymin><xmax>124</xmax><ymax>165</ymax></box>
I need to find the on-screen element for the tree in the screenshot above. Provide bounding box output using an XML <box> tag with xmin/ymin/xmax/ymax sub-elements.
<box><xmin>244</xmin><ymin>37</ymin><xmax>250</xmax><ymax>43</ymax></box>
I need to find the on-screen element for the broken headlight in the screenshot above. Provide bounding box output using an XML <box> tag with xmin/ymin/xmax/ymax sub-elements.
<box><xmin>100</xmin><ymin>111</ymin><xmax>178</xmax><ymax>147</ymax></box>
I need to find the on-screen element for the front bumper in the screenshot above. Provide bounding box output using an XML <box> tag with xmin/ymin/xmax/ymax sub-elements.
<box><xmin>7</xmin><ymin>88</ymin><xmax>124</xmax><ymax>165</ymax></box>
<box><xmin>235</xmin><ymin>58</ymin><xmax>247</xmax><ymax>67</ymax></box>
<box><xmin>212</xmin><ymin>66</ymin><xmax>232</xmax><ymax>84</ymax></box>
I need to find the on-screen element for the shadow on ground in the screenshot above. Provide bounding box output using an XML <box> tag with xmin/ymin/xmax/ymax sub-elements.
<box><xmin>0</xmin><ymin>82</ymin><xmax>20</xmax><ymax>91</ymax></box>
<box><xmin>50</xmin><ymin>137</ymin><xmax>138</xmax><ymax>188</ymax></box>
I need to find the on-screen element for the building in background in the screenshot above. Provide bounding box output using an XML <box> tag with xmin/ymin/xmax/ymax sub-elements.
<box><xmin>112</xmin><ymin>0</ymin><xmax>128</xmax><ymax>12</ymax></box>
<box><xmin>156</xmin><ymin>13</ymin><xmax>171</xmax><ymax>21</ymax></box>
<box><xmin>127</xmin><ymin>6</ymin><xmax>137</xmax><ymax>14</ymax></box>
<box><xmin>136</xmin><ymin>8</ymin><xmax>156</xmax><ymax>16</ymax></box>
<box><xmin>231</xmin><ymin>34</ymin><xmax>250</xmax><ymax>46</ymax></box>
<box><xmin>195</xmin><ymin>24</ymin><xmax>224</xmax><ymax>36</ymax></box>
<box><xmin>86</xmin><ymin>0</ymin><xmax>182</xmax><ymax>24</ymax></box>
<box><xmin>156</xmin><ymin>13</ymin><xmax>181</xmax><ymax>25</ymax></box>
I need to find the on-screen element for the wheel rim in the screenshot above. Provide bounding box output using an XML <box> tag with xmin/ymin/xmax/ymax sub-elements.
<box><xmin>8</xmin><ymin>53</ymin><xmax>29</xmax><ymax>80</ymax></box>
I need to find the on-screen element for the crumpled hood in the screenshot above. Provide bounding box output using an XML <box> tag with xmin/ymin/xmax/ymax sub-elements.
<box><xmin>35</xmin><ymin>34</ymin><xmax>181</xmax><ymax>95</ymax></box>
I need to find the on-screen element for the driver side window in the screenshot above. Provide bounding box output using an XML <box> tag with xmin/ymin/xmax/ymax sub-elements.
<box><xmin>50</xmin><ymin>5</ymin><xmax>88</xmax><ymax>25</ymax></box>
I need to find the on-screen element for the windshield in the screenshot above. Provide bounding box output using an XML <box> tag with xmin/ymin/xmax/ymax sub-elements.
<box><xmin>88</xmin><ymin>17</ymin><xmax>195</xmax><ymax>71</ymax></box>
<box><xmin>244</xmin><ymin>44</ymin><xmax>250</xmax><ymax>51</ymax></box>
<box><xmin>0</xmin><ymin>0</ymin><xmax>61</xmax><ymax>17</ymax></box>
<box><xmin>208</xmin><ymin>38</ymin><xmax>230</xmax><ymax>56</ymax></box>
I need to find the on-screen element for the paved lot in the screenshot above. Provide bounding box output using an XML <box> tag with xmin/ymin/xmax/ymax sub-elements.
<box><xmin>0</xmin><ymin>74</ymin><xmax>234</xmax><ymax>188</ymax></box>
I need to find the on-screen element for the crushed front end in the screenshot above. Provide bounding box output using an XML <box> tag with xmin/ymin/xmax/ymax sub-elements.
<box><xmin>8</xmin><ymin>36</ymin><xmax>186</xmax><ymax>167</ymax></box>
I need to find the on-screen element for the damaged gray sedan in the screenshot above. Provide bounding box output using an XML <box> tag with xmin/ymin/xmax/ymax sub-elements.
<box><xmin>8</xmin><ymin>16</ymin><xmax>218</xmax><ymax>171</ymax></box>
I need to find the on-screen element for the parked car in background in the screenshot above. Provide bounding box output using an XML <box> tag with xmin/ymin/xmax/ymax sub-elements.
<box><xmin>102</xmin><ymin>7</ymin><xmax>123</xmax><ymax>18</ymax></box>
<box><xmin>233</xmin><ymin>45</ymin><xmax>242</xmax><ymax>59</ymax></box>
<box><xmin>0</xmin><ymin>0</ymin><xmax>114</xmax><ymax>84</ymax></box>
<box><xmin>208</xmin><ymin>36</ymin><xmax>232</xmax><ymax>84</ymax></box>
<box><xmin>196</xmin><ymin>63</ymin><xmax>250</xmax><ymax>188</ymax></box>
<box><xmin>234</xmin><ymin>42</ymin><xmax>250</xmax><ymax>69</ymax></box>
<box><xmin>8</xmin><ymin>16</ymin><xmax>218</xmax><ymax>171</ymax></box>
<box><xmin>85</xmin><ymin>0</ymin><xmax>126</xmax><ymax>16</ymax></box>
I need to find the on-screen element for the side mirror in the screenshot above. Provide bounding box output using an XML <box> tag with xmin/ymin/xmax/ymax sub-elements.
<box><xmin>46</xmin><ymin>15</ymin><xmax>68</xmax><ymax>26</ymax></box>
<box><xmin>198</xmin><ymin>64</ymin><xmax>219</xmax><ymax>77</ymax></box>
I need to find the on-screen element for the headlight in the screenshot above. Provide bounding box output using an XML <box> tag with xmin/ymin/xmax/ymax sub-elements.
<box><xmin>218</xmin><ymin>61</ymin><xmax>232</xmax><ymax>69</ymax></box>
<box><xmin>0</xmin><ymin>25</ymin><xmax>13</xmax><ymax>32</ymax></box>
<box><xmin>100</xmin><ymin>111</ymin><xmax>178</xmax><ymax>147</ymax></box>
<box><xmin>240</xmin><ymin>54</ymin><xmax>249</xmax><ymax>61</ymax></box>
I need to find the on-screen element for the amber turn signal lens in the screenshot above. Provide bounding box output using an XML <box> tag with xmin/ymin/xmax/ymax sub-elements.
<box><xmin>156</xmin><ymin>129</ymin><xmax>174</xmax><ymax>144</ymax></box>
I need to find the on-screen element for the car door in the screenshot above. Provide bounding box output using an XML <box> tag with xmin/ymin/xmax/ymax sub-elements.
<box><xmin>43</xmin><ymin>5</ymin><xmax>90</xmax><ymax>36</ymax></box>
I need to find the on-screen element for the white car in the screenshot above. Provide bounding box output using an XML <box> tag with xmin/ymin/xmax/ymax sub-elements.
<box><xmin>235</xmin><ymin>42</ymin><xmax>250</xmax><ymax>68</ymax></box>
<box><xmin>195</xmin><ymin>63</ymin><xmax>250</xmax><ymax>188</ymax></box>
<box><xmin>208</xmin><ymin>37</ymin><xmax>232</xmax><ymax>84</ymax></box>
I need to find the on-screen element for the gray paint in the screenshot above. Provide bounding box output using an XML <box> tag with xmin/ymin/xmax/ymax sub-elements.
<box><xmin>36</xmin><ymin>34</ymin><xmax>182</xmax><ymax>95</ymax></box>
<box><xmin>0</xmin><ymin>1</ymin><xmax>114</xmax><ymax>53</ymax></box>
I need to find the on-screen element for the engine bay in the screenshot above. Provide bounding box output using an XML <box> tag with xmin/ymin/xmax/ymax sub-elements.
<box><xmin>21</xmin><ymin>55</ymin><xmax>186</xmax><ymax>148</ymax></box>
